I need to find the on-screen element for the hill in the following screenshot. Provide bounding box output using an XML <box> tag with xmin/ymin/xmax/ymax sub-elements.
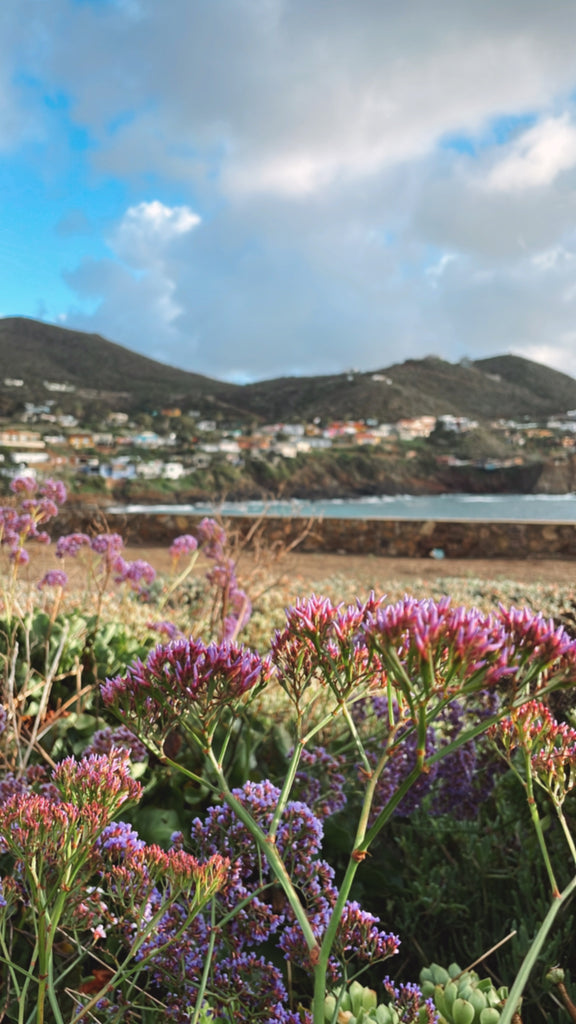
<box><xmin>236</xmin><ymin>354</ymin><xmax>576</xmax><ymax>421</ymax></box>
<box><xmin>1</xmin><ymin>317</ymin><xmax>576</xmax><ymax>423</ymax></box>
<box><xmin>0</xmin><ymin>317</ymin><xmax>244</xmax><ymax>418</ymax></box>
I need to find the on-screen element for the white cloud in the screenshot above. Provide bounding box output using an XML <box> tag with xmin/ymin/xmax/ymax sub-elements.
<box><xmin>113</xmin><ymin>200</ymin><xmax>200</xmax><ymax>266</ymax></box>
<box><xmin>65</xmin><ymin>200</ymin><xmax>201</xmax><ymax>364</ymax></box>
<box><xmin>38</xmin><ymin>1</ymin><xmax>576</xmax><ymax>197</ymax></box>
<box><xmin>9</xmin><ymin>0</ymin><xmax>576</xmax><ymax>380</ymax></box>
<box><xmin>484</xmin><ymin>115</ymin><xmax>576</xmax><ymax>191</ymax></box>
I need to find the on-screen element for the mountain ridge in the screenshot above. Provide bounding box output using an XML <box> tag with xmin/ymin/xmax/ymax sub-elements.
<box><xmin>1</xmin><ymin>316</ymin><xmax>575</xmax><ymax>423</ymax></box>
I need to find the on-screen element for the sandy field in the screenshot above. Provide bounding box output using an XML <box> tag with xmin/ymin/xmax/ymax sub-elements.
<box><xmin>19</xmin><ymin>545</ymin><xmax>576</xmax><ymax>594</ymax></box>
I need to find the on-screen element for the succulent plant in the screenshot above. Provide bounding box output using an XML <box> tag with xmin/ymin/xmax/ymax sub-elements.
<box><xmin>324</xmin><ymin>979</ymin><xmax>432</xmax><ymax>1024</ymax></box>
<box><xmin>419</xmin><ymin>962</ymin><xmax>509</xmax><ymax>1024</ymax></box>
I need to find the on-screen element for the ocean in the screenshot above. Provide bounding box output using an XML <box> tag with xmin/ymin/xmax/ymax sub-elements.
<box><xmin>108</xmin><ymin>493</ymin><xmax>576</xmax><ymax>522</ymax></box>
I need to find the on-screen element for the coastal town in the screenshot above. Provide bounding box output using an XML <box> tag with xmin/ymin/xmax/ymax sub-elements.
<box><xmin>1</xmin><ymin>375</ymin><xmax>576</xmax><ymax>496</ymax></box>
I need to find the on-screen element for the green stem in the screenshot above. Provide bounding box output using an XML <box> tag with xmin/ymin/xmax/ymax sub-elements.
<box><xmin>523</xmin><ymin>753</ymin><xmax>559</xmax><ymax>896</ymax></box>
<box><xmin>191</xmin><ymin>898</ymin><xmax>217</xmax><ymax>1024</ymax></box>
<box><xmin>312</xmin><ymin>706</ymin><xmax>428</xmax><ymax>1024</ymax></box>
<box><xmin>269</xmin><ymin>738</ymin><xmax>305</xmax><ymax>842</ymax></box>
<box><xmin>0</xmin><ymin>929</ymin><xmax>22</xmax><ymax>1000</ymax></box>
<box><xmin>339</xmin><ymin>700</ymin><xmax>372</xmax><ymax>776</ymax></box>
<box><xmin>499</xmin><ymin>874</ymin><xmax>576</xmax><ymax>1024</ymax></box>
<box><xmin>17</xmin><ymin>937</ymin><xmax>39</xmax><ymax>1024</ymax></box>
<box><xmin>158</xmin><ymin>550</ymin><xmax>200</xmax><ymax>612</ymax></box>
<box><xmin>556</xmin><ymin>803</ymin><xmax>576</xmax><ymax>867</ymax></box>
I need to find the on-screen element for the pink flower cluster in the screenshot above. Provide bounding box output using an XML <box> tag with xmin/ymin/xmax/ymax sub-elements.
<box><xmin>492</xmin><ymin>699</ymin><xmax>576</xmax><ymax>803</ymax></box>
<box><xmin>363</xmin><ymin>596</ymin><xmax>576</xmax><ymax>700</ymax></box>
<box><xmin>271</xmin><ymin>593</ymin><xmax>385</xmax><ymax>704</ymax></box>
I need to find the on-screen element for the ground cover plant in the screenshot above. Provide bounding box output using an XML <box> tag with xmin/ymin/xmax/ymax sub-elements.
<box><xmin>0</xmin><ymin>477</ymin><xmax>576</xmax><ymax>1023</ymax></box>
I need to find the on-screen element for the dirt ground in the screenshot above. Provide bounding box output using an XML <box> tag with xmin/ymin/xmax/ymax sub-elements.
<box><xmin>21</xmin><ymin>546</ymin><xmax>576</xmax><ymax>591</ymax></box>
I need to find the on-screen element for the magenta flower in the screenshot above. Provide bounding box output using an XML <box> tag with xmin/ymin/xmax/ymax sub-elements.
<box><xmin>102</xmin><ymin>637</ymin><xmax>266</xmax><ymax>739</ymax></box>
<box><xmin>9</xmin><ymin>547</ymin><xmax>29</xmax><ymax>565</ymax></box>
<box><xmin>53</xmin><ymin>749</ymin><xmax>142</xmax><ymax>813</ymax></box>
<box><xmin>271</xmin><ymin>593</ymin><xmax>385</xmax><ymax>703</ymax></box>
<box><xmin>90</xmin><ymin>532</ymin><xmax>124</xmax><ymax>561</ymax></box>
<box><xmin>113</xmin><ymin>557</ymin><xmax>156</xmax><ymax>590</ymax></box>
<box><xmin>492</xmin><ymin>700</ymin><xmax>576</xmax><ymax>804</ymax></box>
<box><xmin>146</xmin><ymin>619</ymin><xmax>182</xmax><ymax>640</ymax></box>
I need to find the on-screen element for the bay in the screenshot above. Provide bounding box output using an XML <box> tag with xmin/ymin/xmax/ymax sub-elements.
<box><xmin>108</xmin><ymin>493</ymin><xmax>576</xmax><ymax>522</ymax></box>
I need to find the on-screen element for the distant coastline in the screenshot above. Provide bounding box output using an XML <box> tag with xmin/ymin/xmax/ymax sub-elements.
<box><xmin>105</xmin><ymin>492</ymin><xmax>576</xmax><ymax>523</ymax></box>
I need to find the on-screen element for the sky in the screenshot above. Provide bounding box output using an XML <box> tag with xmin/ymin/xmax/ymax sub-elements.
<box><xmin>3</xmin><ymin>2</ymin><xmax>576</xmax><ymax>383</ymax></box>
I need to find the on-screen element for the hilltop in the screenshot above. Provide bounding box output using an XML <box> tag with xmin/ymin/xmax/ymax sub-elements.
<box><xmin>1</xmin><ymin>316</ymin><xmax>576</xmax><ymax>423</ymax></box>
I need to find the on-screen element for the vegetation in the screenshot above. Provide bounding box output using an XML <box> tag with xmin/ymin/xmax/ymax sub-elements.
<box><xmin>1</xmin><ymin>477</ymin><xmax>576</xmax><ymax>1023</ymax></box>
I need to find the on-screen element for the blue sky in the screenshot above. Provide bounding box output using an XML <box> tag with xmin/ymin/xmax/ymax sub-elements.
<box><xmin>3</xmin><ymin>1</ymin><xmax>576</xmax><ymax>382</ymax></box>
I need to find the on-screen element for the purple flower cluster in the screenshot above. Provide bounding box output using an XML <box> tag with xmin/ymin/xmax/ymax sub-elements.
<box><xmin>55</xmin><ymin>532</ymin><xmax>92</xmax><ymax>558</ymax></box>
<box><xmin>0</xmin><ymin>476</ymin><xmax>67</xmax><ymax>562</ymax></box>
<box><xmin>81</xmin><ymin>724</ymin><xmax>148</xmax><ymax>762</ymax></box>
<box><xmin>113</xmin><ymin>556</ymin><xmax>156</xmax><ymax>589</ymax></box>
<box><xmin>0</xmin><ymin>763</ymin><xmax>60</xmax><ymax>804</ymax></box>
<box><xmin>146</xmin><ymin>618</ymin><xmax>182</xmax><ymax>640</ymax></box>
<box><xmin>291</xmin><ymin>746</ymin><xmax>348</xmax><ymax>819</ymax></box>
<box><xmin>37</xmin><ymin>569</ymin><xmax>68</xmax><ymax>590</ymax></box>
<box><xmin>169</xmin><ymin>533</ymin><xmax>198</xmax><ymax>559</ymax></box>
<box><xmin>205</xmin><ymin>557</ymin><xmax>252</xmax><ymax>639</ymax></box>
<box><xmin>166</xmin><ymin>519</ymin><xmax>253</xmax><ymax>640</ymax></box>
<box><xmin>119</xmin><ymin>780</ymin><xmax>397</xmax><ymax>1020</ymax></box>
<box><xmin>196</xmin><ymin>517</ymin><xmax>227</xmax><ymax>560</ymax></box>
<box><xmin>350</xmin><ymin>691</ymin><xmax>503</xmax><ymax>820</ymax></box>
<box><xmin>356</xmin><ymin>698</ymin><xmax>438</xmax><ymax>819</ymax></box>
<box><xmin>383</xmin><ymin>977</ymin><xmax>438</xmax><ymax>1024</ymax></box>
<box><xmin>56</xmin><ymin>529</ymin><xmax>156</xmax><ymax>593</ymax></box>
<box><xmin>101</xmin><ymin>636</ymin><xmax>266</xmax><ymax>739</ymax></box>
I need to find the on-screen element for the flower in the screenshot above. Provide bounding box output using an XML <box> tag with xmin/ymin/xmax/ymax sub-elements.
<box><xmin>197</xmin><ymin>517</ymin><xmax>227</xmax><ymax>560</ymax></box>
<box><xmin>90</xmin><ymin>532</ymin><xmax>124</xmax><ymax>561</ymax></box>
<box><xmin>55</xmin><ymin>532</ymin><xmax>91</xmax><ymax>558</ymax></box>
<box><xmin>10</xmin><ymin>476</ymin><xmax>37</xmax><ymax>495</ymax></box>
<box><xmin>38</xmin><ymin>569</ymin><xmax>68</xmax><ymax>590</ymax></box>
<box><xmin>170</xmin><ymin>534</ymin><xmax>198</xmax><ymax>558</ymax></box>
<box><xmin>101</xmin><ymin>637</ymin><xmax>266</xmax><ymax>738</ymax></box>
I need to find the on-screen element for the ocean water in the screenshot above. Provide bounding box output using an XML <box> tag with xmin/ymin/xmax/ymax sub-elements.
<box><xmin>108</xmin><ymin>493</ymin><xmax>576</xmax><ymax>522</ymax></box>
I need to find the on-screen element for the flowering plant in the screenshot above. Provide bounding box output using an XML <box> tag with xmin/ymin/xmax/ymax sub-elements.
<box><xmin>97</xmin><ymin>594</ymin><xmax>576</xmax><ymax>1024</ymax></box>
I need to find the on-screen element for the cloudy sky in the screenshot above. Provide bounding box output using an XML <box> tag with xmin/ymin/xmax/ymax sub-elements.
<box><xmin>3</xmin><ymin>1</ymin><xmax>576</xmax><ymax>382</ymax></box>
